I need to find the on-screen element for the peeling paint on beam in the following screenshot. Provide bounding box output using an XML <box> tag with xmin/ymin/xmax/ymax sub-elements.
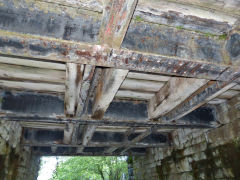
<box><xmin>0</xmin><ymin>31</ymin><xmax>237</xmax><ymax>81</ymax></box>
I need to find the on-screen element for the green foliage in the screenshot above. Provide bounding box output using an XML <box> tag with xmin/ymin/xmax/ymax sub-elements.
<box><xmin>51</xmin><ymin>156</ymin><xmax>128</xmax><ymax>180</ymax></box>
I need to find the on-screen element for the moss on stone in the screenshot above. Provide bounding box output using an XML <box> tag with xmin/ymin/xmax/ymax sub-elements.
<box><xmin>135</xmin><ymin>16</ymin><xmax>144</xmax><ymax>22</ymax></box>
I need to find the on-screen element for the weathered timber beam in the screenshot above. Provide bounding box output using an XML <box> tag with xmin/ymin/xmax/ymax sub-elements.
<box><xmin>0</xmin><ymin>63</ymin><xmax>65</xmax><ymax>84</ymax></box>
<box><xmin>64</xmin><ymin>63</ymin><xmax>83</xmax><ymax>117</ymax></box>
<box><xmin>163</xmin><ymin>79</ymin><xmax>240</xmax><ymax>122</ymax></box>
<box><xmin>0</xmin><ymin>80</ymin><xmax>65</xmax><ymax>93</ymax></box>
<box><xmin>159</xmin><ymin>0</ymin><xmax>240</xmax><ymax>17</ymax></box>
<box><xmin>91</xmin><ymin>68</ymin><xmax>128</xmax><ymax>119</ymax></box>
<box><xmin>148</xmin><ymin>77</ymin><xmax>208</xmax><ymax>119</ymax></box>
<box><xmin>0</xmin><ymin>114</ymin><xmax>213</xmax><ymax>128</ymax></box>
<box><xmin>136</xmin><ymin>0</ymin><xmax>237</xmax><ymax>35</ymax></box>
<box><xmin>0</xmin><ymin>55</ymin><xmax>66</xmax><ymax>70</ymax></box>
<box><xmin>0</xmin><ymin>30</ymin><xmax>239</xmax><ymax>81</ymax></box>
<box><xmin>99</xmin><ymin>0</ymin><xmax>138</xmax><ymax>48</ymax></box>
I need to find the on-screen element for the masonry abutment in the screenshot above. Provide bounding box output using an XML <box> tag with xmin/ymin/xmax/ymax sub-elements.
<box><xmin>132</xmin><ymin>95</ymin><xmax>240</xmax><ymax>180</ymax></box>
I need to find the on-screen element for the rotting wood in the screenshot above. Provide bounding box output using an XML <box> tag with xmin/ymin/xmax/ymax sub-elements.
<box><xmin>149</xmin><ymin>77</ymin><xmax>208</xmax><ymax>119</ymax></box>
<box><xmin>65</xmin><ymin>63</ymin><xmax>84</xmax><ymax>117</ymax></box>
<box><xmin>91</xmin><ymin>68</ymin><xmax>128</xmax><ymax>119</ymax></box>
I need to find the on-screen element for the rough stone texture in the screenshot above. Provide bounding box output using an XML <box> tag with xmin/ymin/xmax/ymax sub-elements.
<box><xmin>133</xmin><ymin>95</ymin><xmax>240</xmax><ymax>180</ymax></box>
<box><xmin>0</xmin><ymin>120</ymin><xmax>40</xmax><ymax>180</ymax></box>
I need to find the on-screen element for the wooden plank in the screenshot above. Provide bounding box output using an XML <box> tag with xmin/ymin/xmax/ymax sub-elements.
<box><xmin>149</xmin><ymin>77</ymin><xmax>208</xmax><ymax>119</ymax></box>
<box><xmin>0</xmin><ymin>80</ymin><xmax>65</xmax><ymax>93</ymax></box>
<box><xmin>163</xmin><ymin>81</ymin><xmax>238</xmax><ymax>122</ymax></box>
<box><xmin>0</xmin><ymin>56</ymin><xmax>65</xmax><ymax>70</ymax></box>
<box><xmin>92</xmin><ymin>68</ymin><xmax>128</xmax><ymax>119</ymax></box>
<box><xmin>0</xmin><ymin>63</ymin><xmax>65</xmax><ymax>84</ymax></box>
<box><xmin>99</xmin><ymin>0</ymin><xmax>138</xmax><ymax>48</ymax></box>
<box><xmin>64</xmin><ymin>63</ymin><xmax>84</xmax><ymax>117</ymax></box>
<box><xmin>115</xmin><ymin>90</ymin><xmax>154</xmax><ymax>100</ymax></box>
<box><xmin>120</xmin><ymin>78</ymin><xmax>165</xmax><ymax>92</ymax></box>
<box><xmin>127</xmin><ymin>72</ymin><xmax>171</xmax><ymax>82</ymax></box>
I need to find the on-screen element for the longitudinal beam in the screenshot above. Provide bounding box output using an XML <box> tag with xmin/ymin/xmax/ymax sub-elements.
<box><xmin>0</xmin><ymin>31</ymin><xmax>239</xmax><ymax>81</ymax></box>
<box><xmin>163</xmin><ymin>78</ymin><xmax>240</xmax><ymax>122</ymax></box>
<box><xmin>148</xmin><ymin>77</ymin><xmax>208</xmax><ymax>119</ymax></box>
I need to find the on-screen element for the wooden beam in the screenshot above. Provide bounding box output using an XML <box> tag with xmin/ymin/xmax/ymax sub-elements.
<box><xmin>0</xmin><ymin>80</ymin><xmax>65</xmax><ymax>93</ymax></box>
<box><xmin>100</xmin><ymin>0</ymin><xmax>138</xmax><ymax>48</ymax></box>
<box><xmin>0</xmin><ymin>56</ymin><xmax>66</xmax><ymax>70</ymax></box>
<box><xmin>149</xmin><ymin>77</ymin><xmax>208</xmax><ymax>119</ymax></box>
<box><xmin>65</xmin><ymin>63</ymin><xmax>84</xmax><ymax>117</ymax></box>
<box><xmin>0</xmin><ymin>63</ymin><xmax>65</xmax><ymax>84</ymax></box>
<box><xmin>0</xmin><ymin>30</ymin><xmax>238</xmax><ymax>81</ymax></box>
<box><xmin>163</xmin><ymin>80</ymin><xmax>239</xmax><ymax>122</ymax></box>
<box><xmin>91</xmin><ymin>68</ymin><xmax>128</xmax><ymax>119</ymax></box>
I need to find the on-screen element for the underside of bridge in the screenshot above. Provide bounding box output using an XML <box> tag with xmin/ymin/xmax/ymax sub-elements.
<box><xmin>0</xmin><ymin>0</ymin><xmax>239</xmax><ymax>179</ymax></box>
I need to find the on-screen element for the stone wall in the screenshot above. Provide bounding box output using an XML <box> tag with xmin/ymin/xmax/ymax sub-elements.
<box><xmin>133</xmin><ymin>95</ymin><xmax>240</xmax><ymax>180</ymax></box>
<box><xmin>0</xmin><ymin>120</ymin><xmax>40</xmax><ymax>180</ymax></box>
